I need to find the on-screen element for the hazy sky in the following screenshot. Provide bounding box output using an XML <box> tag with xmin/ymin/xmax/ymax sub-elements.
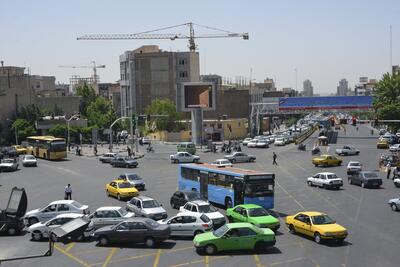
<box><xmin>1</xmin><ymin>0</ymin><xmax>399</xmax><ymax>94</ymax></box>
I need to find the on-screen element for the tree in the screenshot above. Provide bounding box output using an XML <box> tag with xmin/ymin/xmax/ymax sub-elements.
<box><xmin>145</xmin><ymin>99</ymin><xmax>183</xmax><ymax>132</ymax></box>
<box><xmin>75</xmin><ymin>83</ymin><xmax>96</xmax><ymax>116</ymax></box>
<box><xmin>48</xmin><ymin>124</ymin><xmax>69</xmax><ymax>138</ymax></box>
<box><xmin>374</xmin><ymin>72</ymin><xmax>400</xmax><ymax>132</ymax></box>
<box><xmin>86</xmin><ymin>97</ymin><xmax>116</xmax><ymax>129</ymax></box>
<box><xmin>11</xmin><ymin>119</ymin><xmax>36</xmax><ymax>143</ymax></box>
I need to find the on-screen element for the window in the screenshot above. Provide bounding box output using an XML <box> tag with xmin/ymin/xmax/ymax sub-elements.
<box><xmin>109</xmin><ymin>210</ymin><xmax>121</xmax><ymax>217</ymax></box>
<box><xmin>43</xmin><ymin>204</ymin><xmax>57</xmax><ymax>212</ymax></box>
<box><xmin>171</xmin><ymin>216</ymin><xmax>184</xmax><ymax>224</ymax></box>
<box><xmin>179</xmin><ymin>71</ymin><xmax>188</xmax><ymax>78</ymax></box>
<box><xmin>200</xmin><ymin>214</ymin><xmax>211</xmax><ymax>223</ymax></box>
<box><xmin>183</xmin><ymin>216</ymin><xmax>197</xmax><ymax>223</ymax></box>
<box><xmin>217</xmin><ymin>174</ymin><xmax>226</xmax><ymax>187</ymax></box>
<box><xmin>131</xmin><ymin>222</ymin><xmax>147</xmax><ymax>230</ymax></box>
<box><xmin>208</xmin><ymin>173</ymin><xmax>218</xmax><ymax>185</ymax></box>
<box><xmin>226</xmin><ymin>176</ymin><xmax>235</xmax><ymax>189</ymax></box>
<box><xmin>181</xmin><ymin>167</ymin><xmax>200</xmax><ymax>181</ymax></box>
<box><xmin>234</xmin><ymin>207</ymin><xmax>243</xmax><ymax>214</ymax></box>
<box><xmin>191</xmin><ymin>205</ymin><xmax>198</xmax><ymax>212</ymax></box>
<box><xmin>178</xmin><ymin>58</ymin><xmax>187</xmax><ymax>65</ymax></box>
<box><xmin>238</xmin><ymin>228</ymin><xmax>257</xmax><ymax>237</ymax></box>
<box><xmin>58</xmin><ymin>204</ymin><xmax>70</xmax><ymax>211</ymax></box>
<box><xmin>184</xmin><ymin>203</ymin><xmax>192</xmax><ymax>211</ymax></box>
<box><xmin>294</xmin><ymin>214</ymin><xmax>305</xmax><ymax>222</ymax></box>
<box><xmin>117</xmin><ymin>222</ymin><xmax>129</xmax><ymax>230</ymax></box>
<box><xmin>218</xmin><ymin>124</ymin><xmax>222</xmax><ymax>129</ymax></box>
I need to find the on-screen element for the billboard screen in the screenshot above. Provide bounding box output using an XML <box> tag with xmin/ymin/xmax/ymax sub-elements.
<box><xmin>180</xmin><ymin>82</ymin><xmax>216</xmax><ymax>111</ymax></box>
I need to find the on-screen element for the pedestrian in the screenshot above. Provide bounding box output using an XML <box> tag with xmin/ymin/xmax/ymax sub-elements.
<box><xmin>127</xmin><ymin>146</ymin><xmax>131</xmax><ymax>157</ymax></box>
<box><xmin>387</xmin><ymin>164</ymin><xmax>392</xmax><ymax>179</ymax></box>
<box><xmin>393</xmin><ymin>166</ymin><xmax>398</xmax><ymax>180</ymax></box>
<box><xmin>94</xmin><ymin>145</ymin><xmax>98</xmax><ymax>156</ymax></box>
<box><xmin>273</xmin><ymin>152</ymin><xmax>278</xmax><ymax>165</ymax></box>
<box><xmin>64</xmin><ymin>184</ymin><xmax>72</xmax><ymax>200</ymax></box>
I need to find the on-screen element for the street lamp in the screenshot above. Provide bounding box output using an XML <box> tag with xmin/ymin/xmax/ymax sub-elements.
<box><xmin>66</xmin><ymin>114</ymin><xmax>80</xmax><ymax>151</ymax></box>
<box><xmin>109</xmin><ymin>116</ymin><xmax>130</xmax><ymax>152</ymax></box>
<box><xmin>6</xmin><ymin>118</ymin><xmax>18</xmax><ymax>145</ymax></box>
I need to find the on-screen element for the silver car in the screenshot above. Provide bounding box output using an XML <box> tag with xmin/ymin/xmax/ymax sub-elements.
<box><xmin>388</xmin><ymin>197</ymin><xmax>400</xmax><ymax>211</ymax></box>
<box><xmin>170</xmin><ymin>152</ymin><xmax>200</xmax><ymax>163</ymax></box>
<box><xmin>0</xmin><ymin>158</ymin><xmax>18</xmax><ymax>172</ymax></box>
<box><xmin>99</xmin><ymin>153</ymin><xmax>117</xmax><ymax>163</ymax></box>
<box><xmin>158</xmin><ymin>211</ymin><xmax>213</xmax><ymax>237</ymax></box>
<box><xmin>117</xmin><ymin>173</ymin><xmax>146</xmax><ymax>190</ymax></box>
<box><xmin>88</xmin><ymin>206</ymin><xmax>135</xmax><ymax>230</ymax></box>
<box><xmin>224</xmin><ymin>152</ymin><xmax>256</xmax><ymax>163</ymax></box>
<box><xmin>126</xmin><ymin>196</ymin><xmax>167</xmax><ymax>220</ymax></box>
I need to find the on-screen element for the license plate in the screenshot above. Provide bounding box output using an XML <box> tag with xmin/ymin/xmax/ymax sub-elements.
<box><xmin>259</xmin><ymin>197</ymin><xmax>264</xmax><ymax>200</ymax></box>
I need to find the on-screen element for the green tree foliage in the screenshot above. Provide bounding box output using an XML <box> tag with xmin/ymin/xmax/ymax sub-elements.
<box><xmin>374</xmin><ymin>72</ymin><xmax>400</xmax><ymax>131</ymax></box>
<box><xmin>86</xmin><ymin>97</ymin><xmax>116</xmax><ymax>129</ymax></box>
<box><xmin>11</xmin><ymin>119</ymin><xmax>36</xmax><ymax>142</ymax></box>
<box><xmin>75</xmin><ymin>83</ymin><xmax>96</xmax><ymax>116</ymax></box>
<box><xmin>17</xmin><ymin>104</ymin><xmax>46</xmax><ymax>124</ymax></box>
<box><xmin>145</xmin><ymin>99</ymin><xmax>183</xmax><ymax>132</ymax></box>
<box><xmin>48</xmin><ymin>124</ymin><xmax>69</xmax><ymax>138</ymax></box>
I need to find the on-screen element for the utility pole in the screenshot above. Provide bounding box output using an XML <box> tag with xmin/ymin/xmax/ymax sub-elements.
<box><xmin>109</xmin><ymin>117</ymin><xmax>130</xmax><ymax>152</ymax></box>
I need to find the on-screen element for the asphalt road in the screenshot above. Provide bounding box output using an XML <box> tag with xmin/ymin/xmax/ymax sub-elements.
<box><xmin>1</xmin><ymin>124</ymin><xmax>399</xmax><ymax>267</ymax></box>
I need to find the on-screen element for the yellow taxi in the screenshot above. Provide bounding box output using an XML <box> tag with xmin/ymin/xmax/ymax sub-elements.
<box><xmin>105</xmin><ymin>180</ymin><xmax>139</xmax><ymax>200</ymax></box>
<box><xmin>285</xmin><ymin>211</ymin><xmax>347</xmax><ymax>244</ymax></box>
<box><xmin>13</xmin><ymin>145</ymin><xmax>27</xmax><ymax>155</ymax></box>
<box><xmin>312</xmin><ymin>154</ymin><xmax>342</xmax><ymax>167</ymax></box>
<box><xmin>377</xmin><ymin>139</ymin><xmax>389</xmax><ymax>149</ymax></box>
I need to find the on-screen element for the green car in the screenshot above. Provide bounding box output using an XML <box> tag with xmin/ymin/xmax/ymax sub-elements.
<box><xmin>226</xmin><ymin>204</ymin><xmax>280</xmax><ymax>231</ymax></box>
<box><xmin>193</xmin><ymin>223</ymin><xmax>276</xmax><ymax>255</ymax></box>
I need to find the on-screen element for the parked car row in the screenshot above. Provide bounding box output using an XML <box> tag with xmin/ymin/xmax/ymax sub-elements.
<box><xmin>99</xmin><ymin>153</ymin><xmax>139</xmax><ymax>168</ymax></box>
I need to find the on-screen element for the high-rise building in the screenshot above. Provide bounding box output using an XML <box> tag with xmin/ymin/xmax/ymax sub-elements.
<box><xmin>302</xmin><ymin>79</ymin><xmax>313</xmax><ymax>96</ymax></box>
<box><xmin>337</xmin><ymin>79</ymin><xmax>349</xmax><ymax>96</ymax></box>
<box><xmin>393</xmin><ymin>65</ymin><xmax>400</xmax><ymax>75</ymax></box>
<box><xmin>119</xmin><ymin>45</ymin><xmax>199</xmax><ymax>116</ymax></box>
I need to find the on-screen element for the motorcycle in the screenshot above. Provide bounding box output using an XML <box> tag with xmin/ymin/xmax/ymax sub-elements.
<box><xmin>298</xmin><ymin>144</ymin><xmax>306</xmax><ymax>151</ymax></box>
<box><xmin>146</xmin><ymin>146</ymin><xmax>154</xmax><ymax>153</ymax></box>
<box><xmin>311</xmin><ymin>147</ymin><xmax>321</xmax><ymax>155</ymax></box>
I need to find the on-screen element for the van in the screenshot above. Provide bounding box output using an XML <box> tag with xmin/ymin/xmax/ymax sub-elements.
<box><xmin>177</xmin><ymin>142</ymin><xmax>196</xmax><ymax>155</ymax></box>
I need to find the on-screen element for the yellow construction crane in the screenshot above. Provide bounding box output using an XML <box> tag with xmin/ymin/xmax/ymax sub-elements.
<box><xmin>58</xmin><ymin>61</ymin><xmax>106</xmax><ymax>84</ymax></box>
<box><xmin>77</xmin><ymin>22</ymin><xmax>249</xmax><ymax>52</ymax></box>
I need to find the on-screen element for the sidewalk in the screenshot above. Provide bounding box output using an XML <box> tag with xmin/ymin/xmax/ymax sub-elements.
<box><xmin>68</xmin><ymin>144</ymin><xmax>144</xmax><ymax>159</ymax></box>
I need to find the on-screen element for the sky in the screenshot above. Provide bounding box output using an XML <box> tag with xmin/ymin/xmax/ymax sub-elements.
<box><xmin>1</xmin><ymin>0</ymin><xmax>400</xmax><ymax>95</ymax></box>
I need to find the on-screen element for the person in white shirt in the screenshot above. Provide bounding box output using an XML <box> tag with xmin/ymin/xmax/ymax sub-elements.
<box><xmin>65</xmin><ymin>184</ymin><xmax>72</xmax><ymax>200</ymax></box>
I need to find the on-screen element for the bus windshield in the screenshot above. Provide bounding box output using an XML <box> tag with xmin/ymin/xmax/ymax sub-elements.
<box><xmin>50</xmin><ymin>141</ymin><xmax>66</xmax><ymax>152</ymax></box>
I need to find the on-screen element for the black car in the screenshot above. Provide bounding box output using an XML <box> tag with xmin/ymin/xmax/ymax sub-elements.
<box><xmin>110</xmin><ymin>156</ymin><xmax>138</xmax><ymax>168</ymax></box>
<box><xmin>0</xmin><ymin>187</ymin><xmax>27</xmax><ymax>235</ymax></box>
<box><xmin>170</xmin><ymin>190</ymin><xmax>203</xmax><ymax>209</ymax></box>
<box><xmin>93</xmin><ymin>218</ymin><xmax>170</xmax><ymax>247</ymax></box>
<box><xmin>348</xmin><ymin>171</ymin><xmax>383</xmax><ymax>188</ymax></box>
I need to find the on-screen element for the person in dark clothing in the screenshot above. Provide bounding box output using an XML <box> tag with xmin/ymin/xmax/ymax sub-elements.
<box><xmin>273</xmin><ymin>152</ymin><xmax>278</xmax><ymax>165</ymax></box>
<box><xmin>387</xmin><ymin>165</ymin><xmax>391</xmax><ymax>179</ymax></box>
<box><xmin>127</xmin><ymin>146</ymin><xmax>132</xmax><ymax>157</ymax></box>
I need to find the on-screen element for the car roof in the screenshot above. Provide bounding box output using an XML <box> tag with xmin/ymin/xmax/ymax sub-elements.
<box><xmin>96</xmin><ymin>206</ymin><xmax>122</xmax><ymax>211</ymax></box>
<box><xmin>110</xmin><ymin>180</ymin><xmax>130</xmax><ymax>184</ymax></box>
<box><xmin>188</xmin><ymin>200</ymin><xmax>209</xmax><ymax>205</ymax></box>
<box><xmin>122</xmin><ymin>217</ymin><xmax>152</xmax><ymax>223</ymax></box>
<box><xmin>134</xmin><ymin>195</ymin><xmax>154</xmax><ymax>201</ymax></box>
<box><xmin>49</xmin><ymin>200</ymin><xmax>79</xmax><ymax>205</ymax></box>
<box><xmin>296</xmin><ymin>211</ymin><xmax>325</xmax><ymax>216</ymax></box>
<box><xmin>226</xmin><ymin>222</ymin><xmax>254</xmax><ymax>229</ymax></box>
<box><xmin>55</xmin><ymin>213</ymin><xmax>83</xmax><ymax>219</ymax></box>
<box><xmin>320</xmin><ymin>154</ymin><xmax>334</xmax><ymax>157</ymax></box>
<box><xmin>176</xmin><ymin>211</ymin><xmax>203</xmax><ymax>217</ymax></box>
<box><xmin>317</xmin><ymin>172</ymin><xmax>336</xmax><ymax>175</ymax></box>
<box><xmin>237</xmin><ymin>204</ymin><xmax>262</xmax><ymax>209</ymax></box>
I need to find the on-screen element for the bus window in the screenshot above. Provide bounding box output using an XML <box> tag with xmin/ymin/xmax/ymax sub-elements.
<box><xmin>217</xmin><ymin>174</ymin><xmax>226</xmax><ymax>187</ymax></box>
<box><xmin>244</xmin><ymin>183</ymin><xmax>273</xmax><ymax>197</ymax></box>
<box><xmin>208</xmin><ymin>173</ymin><xmax>218</xmax><ymax>185</ymax></box>
<box><xmin>226</xmin><ymin>176</ymin><xmax>234</xmax><ymax>189</ymax></box>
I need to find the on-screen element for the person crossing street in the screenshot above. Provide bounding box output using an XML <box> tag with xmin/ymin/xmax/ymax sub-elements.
<box><xmin>273</xmin><ymin>152</ymin><xmax>278</xmax><ymax>165</ymax></box>
<box><xmin>64</xmin><ymin>184</ymin><xmax>72</xmax><ymax>200</ymax></box>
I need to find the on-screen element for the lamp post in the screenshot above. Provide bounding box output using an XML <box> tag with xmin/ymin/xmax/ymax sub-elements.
<box><xmin>109</xmin><ymin>116</ymin><xmax>130</xmax><ymax>152</ymax></box>
<box><xmin>66</xmin><ymin>114</ymin><xmax>80</xmax><ymax>151</ymax></box>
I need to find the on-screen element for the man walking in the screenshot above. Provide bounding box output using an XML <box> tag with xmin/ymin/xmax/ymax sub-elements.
<box><xmin>387</xmin><ymin>164</ymin><xmax>392</xmax><ymax>179</ymax></box>
<box><xmin>127</xmin><ymin>146</ymin><xmax>132</xmax><ymax>157</ymax></box>
<box><xmin>65</xmin><ymin>184</ymin><xmax>72</xmax><ymax>200</ymax></box>
<box><xmin>273</xmin><ymin>152</ymin><xmax>278</xmax><ymax>165</ymax></box>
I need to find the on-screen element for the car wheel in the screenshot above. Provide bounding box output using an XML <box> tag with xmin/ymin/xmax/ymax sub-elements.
<box><xmin>307</xmin><ymin>181</ymin><xmax>312</xmax><ymax>186</ymax></box>
<box><xmin>225</xmin><ymin>198</ymin><xmax>233</xmax><ymax>209</ymax></box>
<box><xmin>98</xmin><ymin>236</ymin><xmax>109</xmax><ymax>246</ymax></box>
<box><xmin>322</xmin><ymin>184</ymin><xmax>327</xmax><ymax>189</ymax></box>
<box><xmin>314</xmin><ymin>163</ymin><xmax>318</xmax><ymax>167</ymax></box>
<box><xmin>106</xmin><ymin>190</ymin><xmax>110</xmax><ymax>197</ymax></box>
<box><xmin>126</xmin><ymin>164</ymin><xmax>130</xmax><ymax>168</ymax></box>
<box><xmin>338</xmin><ymin>162</ymin><xmax>342</xmax><ymax>166</ymax></box>
<box><xmin>117</xmin><ymin>194</ymin><xmax>121</xmax><ymax>200</ymax></box>
<box><xmin>361</xmin><ymin>182</ymin><xmax>366</xmax><ymax>188</ymax></box>
<box><xmin>28</xmin><ymin>217</ymin><xmax>39</xmax><ymax>226</ymax></box>
<box><xmin>194</xmin><ymin>230</ymin><xmax>203</xmax><ymax>237</ymax></box>
<box><xmin>254</xmin><ymin>241</ymin><xmax>267</xmax><ymax>252</ymax></box>
<box><xmin>204</xmin><ymin>244</ymin><xmax>217</xmax><ymax>255</ymax></box>
<box><xmin>7</xmin><ymin>227</ymin><xmax>17</xmax><ymax>236</ymax></box>
<box><xmin>395</xmin><ymin>182</ymin><xmax>400</xmax><ymax>188</ymax></box>
<box><xmin>227</xmin><ymin>216</ymin><xmax>233</xmax><ymax>223</ymax></box>
<box><xmin>288</xmin><ymin>224</ymin><xmax>296</xmax><ymax>234</ymax></box>
<box><xmin>391</xmin><ymin>204</ymin><xmax>398</xmax><ymax>211</ymax></box>
<box><xmin>349</xmin><ymin>178</ymin><xmax>353</xmax><ymax>185</ymax></box>
<box><xmin>314</xmin><ymin>232</ymin><xmax>322</xmax><ymax>244</ymax></box>
<box><xmin>173</xmin><ymin>159</ymin><xmax>178</xmax><ymax>164</ymax></box>
<box><xmin>31</xmin><ymin>231</ymin><xmax>42</xmax><ymax>241</ymax></box>
<box><xmin>231</xmin><ymin>159</ymin><xmax>236</xmax><ymax>164</ymax></box>
<box><xmin>145</xmin><ymin>237</ymin><xmax>155</xmax><ymax>248</ymax></box>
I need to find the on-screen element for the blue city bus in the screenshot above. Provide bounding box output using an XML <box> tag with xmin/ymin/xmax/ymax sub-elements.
<box><xmin>178</xmin><ymin>163</ymin><xmax>275</xmax><ymax>209</ymax></box>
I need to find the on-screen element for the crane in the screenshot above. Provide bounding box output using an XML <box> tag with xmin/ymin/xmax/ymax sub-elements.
<box><xmin>58</xmin><ymin>61</ymin><xmax>106</xmax><ymax>84</ymax></box>
<box><xmin>77</xmin><ymin>22</ymin><xmax>249</xmax><ymax>52</ymax></box>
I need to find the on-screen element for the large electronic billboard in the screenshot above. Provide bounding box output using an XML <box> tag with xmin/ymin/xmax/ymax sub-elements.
<box><xmin>179</xmin><ymin>82</ymin><xmax>216</xmax><ymax>112</ymax></box>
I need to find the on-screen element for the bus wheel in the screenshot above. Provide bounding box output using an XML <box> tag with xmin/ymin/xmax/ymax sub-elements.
<box><xmin>225</xmin><ymin>198</ymin><xmax>233</xmax><ymax>209</ymax></box>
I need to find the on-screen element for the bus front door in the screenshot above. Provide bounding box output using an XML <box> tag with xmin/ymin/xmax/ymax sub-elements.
<box><xmin>234</xmin><ymin>180</ymin><xmax>244</xmax><ymax>205</ymax></box>
<box><xmin>200</xmin><ymin>171</ymin><xmax>208</xmax><ymax>199</ymax></box>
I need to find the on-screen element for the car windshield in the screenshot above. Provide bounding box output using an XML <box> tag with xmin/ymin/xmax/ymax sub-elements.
<box><xmin>213</xmin><ymin>224</ymin><xmax>228</xmax><ymax>237</ymax></box>
<box><xmin>146</xmin><ymin>219</ymin><xmax>160</xmax><ymax>229</ymax></box>
<box><xmin>124</xmin><ymin>157</ymin><xmax>133</xmax><ymax>160</ymax></box>
<box><xmin>142</xmin><ymin>200</ymin><xmax>160</xmax><ymax>208</ymax></box>
<box><xmin>118</xmin><ymin>208</ymin><xmax>128</xmax><ymax>216</ymax></box>
<box><xmin>70</xmin><ymin>201</ymin><xmax>83</xmax><ymax>208</ymax></box>
<box><xmin>326</xmin><ymin>174</ymin><xmax>338</xmax><ymax>179</ymax></box>
<box><xmin>118</xmin><ymin>182</ymin><xmax>134</xmax><ymax>188</ymax></box>
<box><xmin>248</xmin><ymin>207</ymin><xmax>269</xmax><ymax>217</ymax></box>
<box><xmin>349</xmin><ymin>162</ymin><xmax>361</xmax><ymax>167</ymax></box>
<box><xmin>25</xmin><ymin>155</ymin><xmax>35</xmax><ymax>160</ymax></box>
<box><xmin>364</xmin><ymin>172</ymin><xmax>379</xmax><ymax>178</ymax></box>
<box><xmin>311</xmin><ymin>215</ymin><xmax>335</xmax><ymax>225</ymax></box>
<box><xmin>2</xmin><ymin>159</ymin><xmax>14</xmax><ymax>163</ymax></box>
<box><xmin>198</xmin><ymin>204</ymin><xmax>217</xmax><ymax>213</ymax></box>
<box><xmin>186</xmin><ymin>192</ymin><xmax>201</xmax><ymax>201</ymax></box>
<box><xmin>127</xmin><ymin>174</ymin><xmax>141</xmax><ymax>180</ymax></box>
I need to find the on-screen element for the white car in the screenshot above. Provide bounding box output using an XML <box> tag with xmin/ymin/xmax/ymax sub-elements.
<box><xmin>394</xmin><ymin>177</ymin><xmax>400</xmax><ymax>188</ymax></box>
<box><xmin>307</xmin><ymin>172</ymin><xmax>343</xmax><ymax>189</ymax></box>
<box><xmin>211</xmin><ymin>159</ymin><xmax>233</xmax><ymax>167</ymax></box>
<box><xmin>99</xmin><ymin>153</ymin><xmax>117</xmax><ymax>163</ymax></box>
<box><xmin>246</xmin><ymin>139</ymin><xmax>258</xmax><ymax>148</ymax></box>
<box><xmin>0</xmin><ymin>158</ymin><xmax>18</xmax><ymax>172</ymax></box>
<box><xmin>88</xmin><ymin>206</ymin><xmax>135</xmax><ymax>229</ymax></box>
<box><xmin>24</xmin><ymin>200</ymin><xmax>90</xmax><ymax>226</ymax></box>
<box><xmin>179</xmin><ymin>200</ymin><xmax>226</xmax><ymax>229</ymax></box>
<box><xmin>158</xmin><ymin>211</ymin><xmax>213</xmax><ymax>237</ymax></box>
<box><xmin>274</xmin><ymin>137</ymin><xmax>285</xmax><ymax>146</ymax></box>
<box><xmin>28</xmin><ymin>213</ymin><xmax>90</xmax><ymax>241</ymax></box>
<box><xmin>126</xmin><ymin>195</ymin><xmax>168</xmax><ymax>220</ymax></box>
<box><xmin>255</xmin><ymin>139</ymin><xmax>269</xmax><ymax>148</ymax></box>
<box><xmin>335</xmin><ymin>146</ymin><xmax>360</xmax><ymax>156</ymax></box>
<box><xmin>388</xmin><ymin>197</ymin><xmax>400</xmax><ymax>211</ymax></box>
<box><xmin>170</xmin><ymin>152</ymin><xmax>200</xmax><ymax>164</ymax></box>
<box><xmin>242</xmin><ymin>138</ymin><xmax>252</xmax><ymax>146</ymax></box>
<box><xmin>347</xmin><ymin>161</ymin><xmax>362</xmax><ymax>175</ymax></box>
<box><xmin>22</xmin><ymin>155</ymin><xmax>37</xmax><ymax>167</ymax></box>
<box><xmin>389</xmin><ymin>144</ymin><xmax>400</xmax><ymax>152</ymax></box>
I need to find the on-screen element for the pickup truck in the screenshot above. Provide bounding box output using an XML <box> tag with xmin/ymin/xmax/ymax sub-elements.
<box><xmin>335</xmin><ymin>146</ymin><xmax>360</xmax><ymax>156</ymax></box>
